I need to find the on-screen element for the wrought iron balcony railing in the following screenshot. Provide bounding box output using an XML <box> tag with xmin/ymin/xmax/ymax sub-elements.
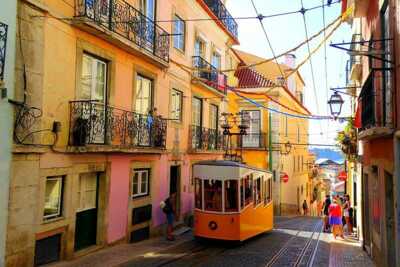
<box><xmin>75</xmin><ymin>0</ymin><xmax>169</xmax><ymax>62</ymax></box>
<box><xmin>189</xmin><ymin>125</ymin><xmax>225</xmax><ymax>151</ymax></box>
<box><xmin>192</xmin><ymin>56</ymin><xmax>227</xmax><ymax>94</ymax></box>
<box><xmin>203</xmin><ymin>0</ymin><xmax>238</xmax><ymax>39</ymax></box>
<box><xmin>69</xmin><ymin>100</ymin><xmax>167</xmax><ymax>149</ymax></box>
<box><xmin>0</xmin><ymin>22</ymin><xmax>8</xmax><ymax>80</ymax></box>
<box><xmin>236</xmin><ymin>132</ymin><xmax>268</xmax><ymax>149</ymax></box>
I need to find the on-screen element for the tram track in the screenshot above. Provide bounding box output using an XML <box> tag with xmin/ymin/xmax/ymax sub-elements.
<box><xmin>265</xmin><ymin>218</ymin><xmax>323</xmax><ymax>267</ymax></box>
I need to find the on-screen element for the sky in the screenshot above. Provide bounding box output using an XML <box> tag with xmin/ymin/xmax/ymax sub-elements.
<box><xmin>226</xmin><ymin>0</ymin><xmax>352</xmax><ymax>146</ymax></box>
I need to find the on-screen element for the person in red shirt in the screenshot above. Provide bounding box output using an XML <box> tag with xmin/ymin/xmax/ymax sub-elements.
<box><xmin>329</xmin><ymin>197</ymin><xmax>344</xmax><ymax>239</ymax></box>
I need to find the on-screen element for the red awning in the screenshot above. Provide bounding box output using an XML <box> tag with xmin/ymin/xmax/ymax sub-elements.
<box><xmin>235</xmin><ymin>67</ymin><xmax>275</xmax><ymax>88</ymax></box>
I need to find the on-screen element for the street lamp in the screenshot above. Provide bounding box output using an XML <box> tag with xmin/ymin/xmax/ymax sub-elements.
<box><xmin>328</xmin><ymin>92</ymin><xmax>344</xmax><ymax>118</ymax></box>
<box><xmin>280</xmin><ymin>141</ymin><xmax>292</xmax><ymax>155</ymax></box>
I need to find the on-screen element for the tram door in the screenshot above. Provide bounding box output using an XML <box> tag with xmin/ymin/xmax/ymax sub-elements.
<box><xmin>170</xmin><ymin>165</ymin><xmax>181</xmax><ymax>219</ymax></box>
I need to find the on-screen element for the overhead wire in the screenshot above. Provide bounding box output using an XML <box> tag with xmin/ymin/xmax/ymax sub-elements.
<box><xmin>249</xmin><ymin>0</ymin><xmax>288</xmax><ymax>87</ymax></box>
<box><xmin>322</xmin><ymin>0</ymin><xmax>330</xmax><ymax>144</ymax></box>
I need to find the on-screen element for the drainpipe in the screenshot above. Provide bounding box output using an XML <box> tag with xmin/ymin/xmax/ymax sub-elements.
<box><xmin>268</xmin><ymin>112</ymin><xmax>272</xmax><ymax>171</ymax></box>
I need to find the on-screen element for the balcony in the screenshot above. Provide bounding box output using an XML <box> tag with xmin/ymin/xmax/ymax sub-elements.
<box><xmin>69</xmin><ymin>100</ymin><xmax>167</xmax><ymax>151</ymax></box>
<box><xmin>192</xmin><ymin>56</ymin><xmax>227</xmax><ymax>95</ymax></box>
<box><xmin>236</xmin><ymin>132</ymin><xmax>268</xmax><ymax>150</ymax></box>
<box><xmin>346</xmin><ymin>34</ymin><xmax>362</xmax><ymax>85</ymax></box>
<box><xmin>358</xmin><ymin>73</ymin><xmax>393</xmax><ymax>140</ymax></box>
<box><xmin>189</xmin><ymin>125</ymin><xmax>225</xmax><ymax>152</ymax></box>
<box><xmin>74</xmin><ymin>0</ymin><xmax>169</xmax><ymax>65</ymax></box>
<box><xmin>0</xmin><ymin>22</ymin><xmax>8</xmax><ymax>81</ymax></box>
<box><xmin>202</xmin><ymin>0</ymin><xmax>238</xmax><ymax>40</ymax></box>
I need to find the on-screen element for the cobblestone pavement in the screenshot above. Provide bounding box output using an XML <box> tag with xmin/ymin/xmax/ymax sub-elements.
<box><xmin>50</xmin><ymin>217</ymin><xmax>375</xmax><ymax>267</ymax></box>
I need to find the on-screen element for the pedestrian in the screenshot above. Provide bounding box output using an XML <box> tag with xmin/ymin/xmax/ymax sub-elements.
<box><xmin>160</xmin><ymin>192</ymin><xmax>176</xmax><ymax>241</ymax></box>
<box><xmin>343</xmin><ymin>195</ymin><xmax>353</xmax><ymax>235</ymax></box>
<box><xmin>302</xmin><ymin>199</ymin><xmax>308</xmax><ymax>215</ymax></box>
<box><xmin>322</xmin><ymin>195</ymin><xmax>331</xmax><ymax>232</ymax></box>
<box><xmin>329</xmin><ymin>198</ymin><xmax>344</xmax><ymax>239</ymax></box>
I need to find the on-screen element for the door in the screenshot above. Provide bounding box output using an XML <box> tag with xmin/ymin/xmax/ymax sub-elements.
<box><xmin>134</xmin><ymin>75</ymin><xmax>153</xmax><ymax>146</ymax></box>
<box><xmin>209</xmin><ymin>104</ymin><xmax>219</xmax><ymax>149</ymax></box>
<box><xmin>242</xmin><ymin>110</ymin><xmax>260</xmax><ymax>148</ymax></box>
<box><xmin>86</xmin><ymin>0</ymin><xmax>110</xmax><ymax>22</ymax></box>
<box><xmin>362</xmin><ymin>173</ymin><xmax>371</xmax><ymax>253</ymax></box>
<box><xmin>385</xmin><ymin>171</ymin><xmax>395</xmax><ymax>265</ymax></box>
<box><xmin>139</xmin><ymin>0</ymin><xmax>155</xmax><ymax>50</ymax></box>
<box><xmin>75</xmin><ymin>173</ymin><xmax>99</xmax><ymax>251</ymax></box>
<box><xmin>80</xmin><ymin>54</ymin><xmax>107</xmax><ymax>144</ymax></box>
<box><xmin>192</xmin><ymin>97</ymin><xmax>202</xmax><ymax>149</ymax></box>
<box><xmin>170</xmin><ymin>166</ymin><xmax>180</xmax><ymax>218</ymax></box>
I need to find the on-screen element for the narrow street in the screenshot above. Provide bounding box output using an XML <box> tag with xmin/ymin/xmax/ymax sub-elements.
<box><xmin>54</xmin><ymin>216</ymin><xmax>373</xmax><ymax>267</ymax></box>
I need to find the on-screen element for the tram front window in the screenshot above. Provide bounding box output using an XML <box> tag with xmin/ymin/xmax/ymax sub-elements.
<box><xmin>225</xmin><ymin>180</ymin><xmax>238</xmax><ymax>212</ymax></box>
<box><xmin>204</xmin><ymin>180</ymin><xmax>222</xmax><ymax>212</ymax></box>
<box><xmin>195</xmin><ymin>178</ymin><xmax>202</xmax><ymax>209</ymax></box>
<box><xmin>241</xmin><ymin>175</ymin><xmax>253</xmax><ymax>207</ymax></box>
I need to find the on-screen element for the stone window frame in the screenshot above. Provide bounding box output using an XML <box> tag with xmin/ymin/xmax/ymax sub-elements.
<box><xmin>43</xmin><ymin>175</ymin><xmax>65</xmax><ymax>221</ymax></box>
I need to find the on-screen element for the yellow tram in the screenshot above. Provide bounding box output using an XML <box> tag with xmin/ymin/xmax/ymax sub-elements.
<box><xmin>193</xmin><ymin>160</ymin><xmax>274</xmax><ymax>241</ymax></box>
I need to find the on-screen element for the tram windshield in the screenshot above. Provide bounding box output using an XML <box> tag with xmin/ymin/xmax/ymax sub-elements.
<box><xmin>225</xmin><ymin>180</ymin><xmax>238</xmax><ymax>212</ymax></box>
<box><xmin>204</xmin><ymin>180</ymin><xmax>222</xmax><ymax>211</ymax></box>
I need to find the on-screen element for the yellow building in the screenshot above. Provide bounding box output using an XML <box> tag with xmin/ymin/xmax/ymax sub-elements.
<box><xmin>228</xmin><ymin>49</ymin><xmax>312</xmax><ymax>215</ymax></box>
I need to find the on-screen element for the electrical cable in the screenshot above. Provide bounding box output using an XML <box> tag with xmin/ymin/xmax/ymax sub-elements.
<box><xmin>321</xmin><ymin>0</ymin><xmax>330</xmax><ymax>144</ymax></box>
<box><xmin>249</xmin><ymin>0</ymin><xmax>288</xmax><ymax>87</ymax></box>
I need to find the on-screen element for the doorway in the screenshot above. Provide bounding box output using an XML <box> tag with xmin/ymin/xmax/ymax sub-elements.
<box><xmin>362</xmin><ymin>173</ymin><xmax>371</xmax><ymax>254</ymax></box>
<box><xmin>170</xmin><ymin>165</ymin><xmax>181</xmax><ymax>219</ymax></box>
<box><xmin>74</xmin><ymin>173</ymin><xmax>99</xmax><ymax>251</ymax></box>
<box><xmin>384</xmin><ymin>171</ymin><xmax>395</xmax><ymax>265</ymax></box>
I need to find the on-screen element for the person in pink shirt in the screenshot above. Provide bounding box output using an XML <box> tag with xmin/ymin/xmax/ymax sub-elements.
<box><xmin>329</xmin><ymin>197</ymin><xmax>344</xmax><ymax>239</ymax></box>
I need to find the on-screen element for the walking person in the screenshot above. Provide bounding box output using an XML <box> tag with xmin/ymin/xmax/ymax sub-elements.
<box><xmin>343</xmin><ymin>195</ymin><xmax>353</xmax><ymax>235</ymax></box>
<box><xmin>329</xmin><ymin>198</ymin><xmax>344</xmax><ymax>239</ymax></box>
<box><xmin>322</xmin><ymin>195</ymin><xmax>331</xmax><ymax>232</ymax></box>
<box><xmin>302</xmin><ymin>199</ymin><xmax>308</xmax><ymax>216</ymax></box>
<box><xmin>161</xmin><ymin>192</ymin><xmax>176</xmax><ymax>241</ymax></box>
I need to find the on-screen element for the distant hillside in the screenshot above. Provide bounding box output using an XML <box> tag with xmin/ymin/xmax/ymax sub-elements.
<box><xmin>310</xmin><ymin>148</ymin><xmax>344</xmax><ymax>163</ymax></box>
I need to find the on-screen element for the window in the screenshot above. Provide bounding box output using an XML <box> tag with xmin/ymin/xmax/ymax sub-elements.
<box><xmin>194</xmin><ymin>37</ymin><xmax>206</xmax><ymax>58</ymax></box>
<box><xmin>192</xmin><ymin>97</ymin><xmax>202</xmax><ymax>126</ymax></box>
<box><xmin>77</xmin><ymin>173</ymin><xmax>98</xmax><ymax>212</ymax></box>
<box><xmin>265</xmin><ymin>178</ymin><xmax>272</xmax><ymax>203</ymax></box>
<box><xmin>173</xmin><ymin>15</ymin><xmax>185</xmax><ymax>51</ymax></box>
<box><xmin>241</xmin><ymin>175</ymin><xmax>253</xmax><ymax>207</ymax></box>
<box><xmin>44</xmin><ymin>176</ymin><xmax>64</xmax><ymax>220</ymax></box>
<box><xmin>209</xmin><ymin>104</ymin><xmax>218</xmax><ymax>130</ymax></box>
<box><xmin>170</xmin><ymin>89</ymin><xmax>183</xmax><ymax>121</ymax></box>
<box><xmin>135</xmin><ymin>74</ymin><xmax>153</xmax><ymax>115</ymax></box>
<box><xmin>204</xmin><ymin>180</ymin><xmax>222</xmax><ymax>211</ymax></box>
<box><xmin>381</xmin><ymin>1</ymin><xmax>392</xmax><ymax>126</ymax></box>
<box><xmin>195</xmin><ymin>178</ymin><xmax>202</xmax><ymax>209</ymax></box>
<box><xmin>211</xmin><ymin>50</ymin><xmax>221</xmax><ymax>69</ymax></box>
<box><xmin>140</xmin><ymin>0</ymin><xmax>155</xmax><ymax>20</ymax></box>
<box><xmin>132</xmin><ymin>169</ymin><xmax>150</xmax><ymax>197</ymax></box>
<box><xmin>254</xmin><ymin>177</ymin><xmax>262</xmax><ymax>206</ymax></box>
<box><xmin>243</xmin><ymin>110</ymin><xmax>261</xmax><ymax>147</ymax></box>
<box><xmin>80</xmin><ymin>54</ymin><xmax>107</xmax><ymax>102</ymax></box>
<box><xmin>225</xmin><ymin>180</ymin><xmax>238</xmax><ymax>212</ymax></box>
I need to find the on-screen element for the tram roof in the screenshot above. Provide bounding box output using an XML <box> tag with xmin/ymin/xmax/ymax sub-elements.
<box><xmin>193</xmin><ymin>160</ymin><xmax>271</xmax><ymax>175</ymax></box>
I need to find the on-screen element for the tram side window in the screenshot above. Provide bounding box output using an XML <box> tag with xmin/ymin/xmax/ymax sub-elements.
<box><xmin>254</xmin><ymin>177</ymin><xmax>262</xmax><ymax>206</ymax></box>
<box><xmin>204</xmin><ymin>180</ymin><xmax>222</xmax><ymax>211</ymax></box>
<box><xmin>195</xmin><ymin>178</ymin><xmax>202</xmax><ymax>209</ymax></box>
<box><xmin>225</xmin><ymin>180</ymin><xmax>238</xmax><ymax>212</ymax></box>
<box><xmin>243</xmin><ymin>175</ymin><xmax>252</xmax><ymax>206</ymax></box>
<box><xmin>265</xmin><ymin>178</ymin><xmax>272</xmax><ymax>203</ymax></box>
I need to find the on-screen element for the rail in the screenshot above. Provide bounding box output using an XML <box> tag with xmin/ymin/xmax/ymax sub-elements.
<box><xmin>69</xmin><ymin>100</ymin><xmax>167</xmax><ymax>148</ymax></box>
<box><xmin>202</xmin><ymin>0</ymin><xmax>238</xmax><ymax>39</ymax></box>
<box><xmin>192</xmin><ymin>56</ymin><xmax>227</xmax><ymax>94</ymax></box>
<box><xmin>189</xmin><ymin>125</ymin><xmax>225</xmax><ymax>151</ymax></box>
<box><xmin>75</xmin><ymin>0</ymin><xmax>169</xmax><ymax>62</ymax></box>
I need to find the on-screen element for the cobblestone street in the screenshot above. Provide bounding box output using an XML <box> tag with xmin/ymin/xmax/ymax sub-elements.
<box><xmin>52</xmin><ymin>217</ymin><xmax>374</xmax><ymax>267</ymax></box>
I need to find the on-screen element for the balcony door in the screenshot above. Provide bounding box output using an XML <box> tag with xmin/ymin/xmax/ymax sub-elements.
<box><xmin>85</xmin><ymin>0</ymin><xmax>110</xmax><ymax>23</ymax></box>
<box><xmin>209</xmin><ymin>104</ymin><xmax>218</xmax><ymax>149</ymax></box>
<box><xmin>140</xmin><ymin>0</ymin><xmax>156</xmax><ymax>50</ymax></box>
<box><xmin>192</xmin><ymin>97</ymin><xmax>203</xmax><ymax>149</ymax></box>
<box><xmin>242</xmin><ymin>110</ymin><xmax>260</xmax><ymax>148</ymax></box>
<box><xmin>134</xmin><ymin>74</ymin><xmax>153</xmax><ymax>146</ymax></box>
<box><xmin>80</xmin><ymin>53</ymin><xmax>107</xmax><ymax>144</ymax></box>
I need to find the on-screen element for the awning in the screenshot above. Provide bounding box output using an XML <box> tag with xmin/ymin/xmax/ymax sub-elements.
<box><xmin>354</xmin><ymin>101</ymin><xmax>362</xmax><ymax>128</ymax></box>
